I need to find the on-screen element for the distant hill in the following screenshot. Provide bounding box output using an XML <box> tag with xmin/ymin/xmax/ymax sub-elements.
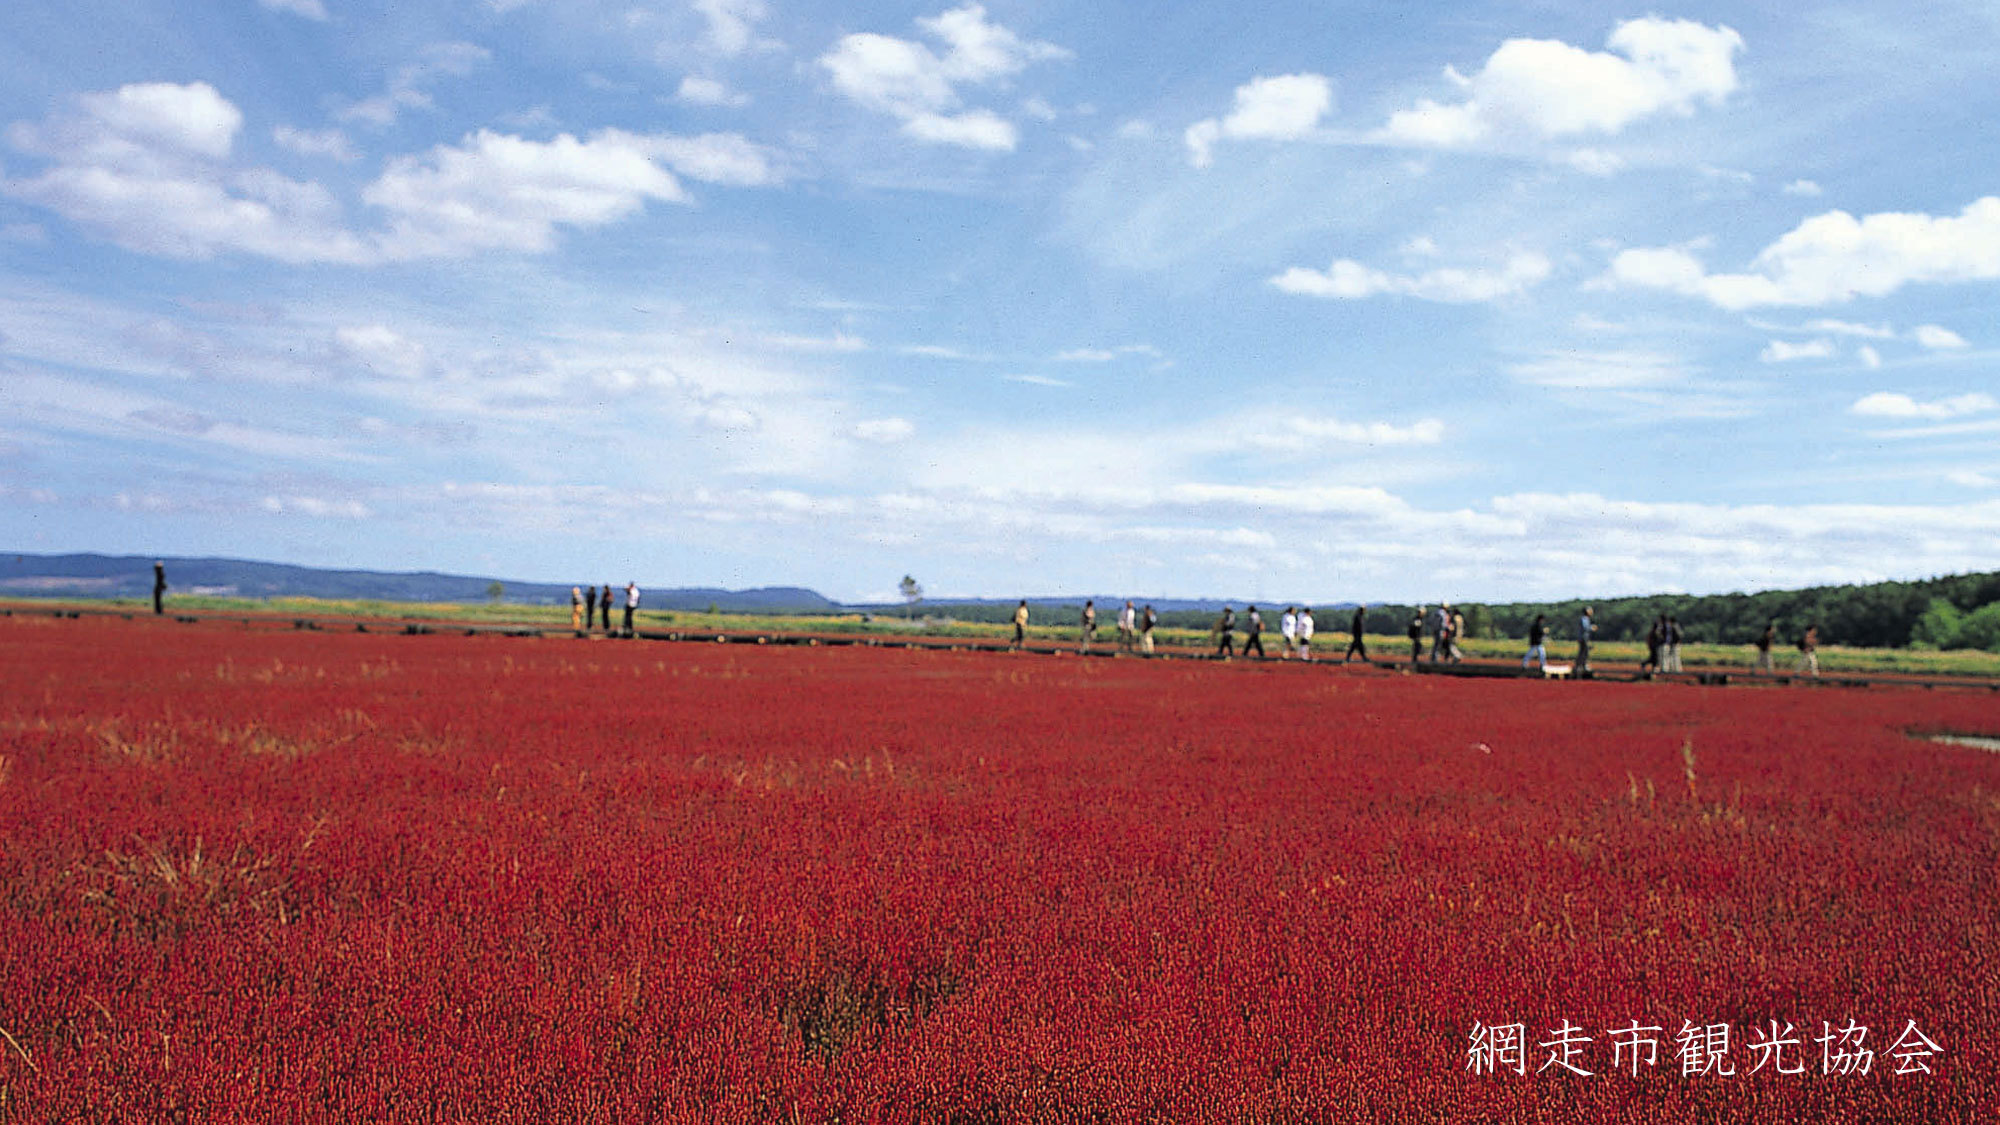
<box><xmin>0</xmin><ymin>553</ymin><xmax>841</xmax><ymax>615</ymax></box>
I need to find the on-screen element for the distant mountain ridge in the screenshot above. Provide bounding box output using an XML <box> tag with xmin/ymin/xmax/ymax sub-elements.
<box><xmin>0</xmin><ymin>553</ymin><xmax>840</xmax><ymax>615</ymax></box>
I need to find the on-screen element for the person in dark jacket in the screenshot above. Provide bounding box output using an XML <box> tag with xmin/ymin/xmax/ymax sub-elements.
<box><xmin>600</xmin><ymin>584</ymin><xmax>614</xmax><ymax>632</ymax></box>
<box><xmin>1215</xmin><ymin>607</ymin><xmax>1236</xmax><ymax>658</ymax></box>
<box><xmin>1243</xmin><ymin>605</ymin><xmax>1266</xmax><ymax>658</ymax></box>
<box><xmin>1522</xmin><ymin>613</ymin><xmax>1549</xmax><ymax>670</ymax></box>
<box><xmin>1344</xmin><ymin>605</ymin><xmax>1369</xmax><ymax>664</ymax></box>
<box><xmin>153</xmin><ymin>560</ymin><xmax>167</xmax><ymax>615</ymax></box>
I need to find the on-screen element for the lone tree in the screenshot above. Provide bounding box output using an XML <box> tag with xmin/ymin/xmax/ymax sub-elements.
<box><xmin>899</xmin><ymin>574</ymin><xmax>923</xmax><ymax>619</ymax></box>
<box><xmin>485</xmin><ymin>581</ymin><xmax>505</xmax><ymax>604</ymax></box>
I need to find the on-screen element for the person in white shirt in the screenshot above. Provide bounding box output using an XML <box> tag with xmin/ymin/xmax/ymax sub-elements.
<box><xmin>623</xmin><ymin>582</ymin><xmax>640</xmax><ymax>637</ymax></box>
<box><xmin>1279</xmin><ymin>607</ymin><xmax>1298</xmax><ymax>659</ymax></box>
<box><xmin>1118</xmin><ymin>600</ymin><xmax>1137</xmax><ymax>652</ymax></box>
<box><xmin>1297</xmin><ymin>606</ymin><xmax>1315</xmax><ymax>660</ymax></box>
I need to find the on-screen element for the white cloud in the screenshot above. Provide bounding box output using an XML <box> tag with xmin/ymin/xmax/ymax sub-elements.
<box><xmin>1244</xmin><ymin>414</ymin><xmax>1445</xmax><ymax>450</ymax></box>
<box><xmin>1506</xmin><ymin>350</ymin><xmax>1683</xmax><ymax>389</ymax></box>
<box><xmin>336</xmin><ymin>324</ymin><xmax>430</xmax><ymax>380</ymax></box>
<box><xmin>1185</xmin><ymin>73</ymin><xmax>1334</xmax><ymax>168</ymax></box>
<box><xmin>257</xmin><ymin>0</ymin><xmax>328</xmax><ymax>19</ymax></box>
<box><xmin>1947</xmin><ymin>469</ymin><xmax>1997</xmax><ymax>488</ymax></box>
<box><xmin>1758</xmin><ymin>338</ymin><xmax>1835</xmax><ymax>362</ymax></box>
<box><xmin>618</xmin><ymin>130</ymin><xmax>783</xmax><ymax>186</ymax></box>
<box><xmin>1913</xmin><ymin>324</ymin><xmax>1969</xmax><ymax>349</ymax></box>
<box><xmin>900</xmin><ymin>344</ymin><xmax>992</xmax><ymax>360</ymax></box>
<box><xmin>338</xmin><ymin>42</ymin><xmax>491</xmax><ymax>128</ymax></box>
<box><xmin>1004</xmin><ymin>373</ymin><xmax>1071</xmax><ymax>387</ymax></box>
<box><xmin>1858</xmin><ymin>345</ymin><xmax>1882</xmax><ymax>369</ymax></box>
<box><xmin>364</xmin><ymin>130</ymin><xmax>689</xmax><ymax>258</ymax></box>
<box><xmin>853</xmin><ymin>417</ymin><xmax>915</xmax><ymax>443</ymax></box>
<box><xmin>762</xmin><ymin>331</ymin><xmax>867</xmax><ymax>353</ymax></box>
<box><xmin>1272</xmin><ymin>251</ymin><xmax>1550</xmax><ymax>303</ymax></box>
<box><xmin>1851</xmin><ymin>391</ymin><xmax>1997</xmax><ymax>419</ymax></box>
<box><xmin>272</xmin><ymin>125</ymin><xmax>357</xmax><ymax>162</ymax></box>
<box><xmin>1377</xmin><ymin>17</ymin><xmax>1743</xmax><ymax>149</ymax></box>
<box><xmin>1801</xmin><ymin>318</ymin><xmax>1894</xmax><ymax>339</ymax></box>
<box><xmin>818</xmin><ymin>4</ymin><xmax>1069</xmax><ymax>150</ymax></box>
<box><xmin>5</xmin><ymin>82</ymin><xmax>370</xmax><ymax>263</ymax></box>
<box><xmin>55</xmin><ymin>81</ymin><xmax>245</xmax><ymax>160</ymax></box>
<box><xmin>1607</xmin><ymin>197</ymin><xmax>2000</xmax><ymax>309</ymax></box>
<box><xmin>693</xmin><ymin>0</ymin><xmax>770</xmax><ymax>57</ymax></box>
<box><xmin>678</xmin><ymin>76</ymin><xmax>749</xmax><ymax>107</ymax></box>
<box><xmin>1053</xmin><ymin>344</ymin><xmax>1162</xmax><ymax>363</ymax></box>
<box><xmin>1783</xmin><ymin>179</ymin><xmax>1823</xmax><ymax>197</ymax></box>
<box><xmin>1565</xmin><ymin>148</ymin><xmax>1625</xmax><ymax>177</ymax></box>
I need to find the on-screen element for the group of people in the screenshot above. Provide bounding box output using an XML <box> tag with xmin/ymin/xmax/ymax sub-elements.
<box><xmin>570</xmin><ymin>582</ymin><xmax>641</xmax><ymax>637</ymax></box>
<box><xmin>1408</xmin><ymin>604</ymin><xmax>1468</xmax><ymax>665</ymax></box>
<box><xmin>1010</xmin><ymin>600</ymin><xmax>1375</xmax><ymax>663</ymax></box>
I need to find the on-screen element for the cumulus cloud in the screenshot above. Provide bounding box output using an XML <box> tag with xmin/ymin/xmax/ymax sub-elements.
<box><xmin>1243</xmin><ymin>414</ymin><xmax>1445</xmax><ymax>450</ymax></box>
<box><xmin>818</xmin><ymin>3</ymin><xmax>1069</xmax><ymax>150</ymax></box>
<box><xmin>1606</xmin><ymin>197</ymin><xmax>2000</xmax><ymax>308</ymax></box>
<box><xmin>853</xmin><ymin>417</ymin><xmax>915</xmax><ymax>443</ymax></box>
<box><xmin>364</xmin><ymin>130</ymin><xmax>689</xmax><ymax>257</ymax></box>
<box><xmin>272</xmin><ymin>125</ymin><xmax>357</xmax><ymax>162</ymax></box>
<box><xmin>339</xmin><ymin>42</ymin><xmax>491</xmax><ymax>128</ymax></box>
<box><xmin>693</xmin><ymin>0</ymin><xmax>771</xmax><ymax>57</ymax></box>
<box><xmin>5</xmin><ymin>82</ymin><xmax>370</xmax><ymax>263</ymax></box>
<box><xmin>256</xmin><ymin>0</ymin><xmax>328</xmax><ymax>18</ymax></box>
<box><xmin>1376</xmin><ymin>17</ymin><xmax>1743</xmax><ymax>149</ymax></box>
<box><xmin>1913</xmin><ymin>324</ymin><xmax>1969</xmax><ymax>349</ymax></box>
<box><xmin>1758</xmin><ymin>338</ymin><xmax>1835</xmax><ymax>362</ymax></box>
<box><xmin>1783</xmin><ymin>178</ymin><xmax>1823</xmax><ymax>197</ymax></box>
<box><xmin>678</xmin><ymin>76</ymin><xmax>749</xmax><ymax>107</ymax></box>
<box><xmin>1850</xmin><ymin>391</ymin><xmax>1997</xmax><ymax>419</ymax></box>
<box><xmin>1184</xmin><ymin>73</ymin><xmax>1334</xmax><ymax>168</ymax></box>
<box><xmin>336</xmin><ymin>324</ymin><xmax>430</xmax><ymax>380</ymax></box>
<box><xmin>1271</xmin><ymin>251</ymin><xmax>1550</xmax><ymax>303</ymax></box>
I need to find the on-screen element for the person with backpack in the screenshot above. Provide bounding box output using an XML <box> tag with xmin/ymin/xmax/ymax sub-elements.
<box><xmin>1408</xmin><ymin>609</ymin><xmax>1425</xmax><ymax>664</ymax></box>
<box><xmin>1215</xmin><ymin>606</ymin><xmax>1237</xmax><ymax>658</ymax></box>
<box><xmin>1243</xmin><ymin>605</ymin><xmax>1266</xmax><ymax>659</ymax></box>
<box><xmin>1079</xmin><ymin>600</ymin><xmax>1097</xmax><ymax>654</ymax></box>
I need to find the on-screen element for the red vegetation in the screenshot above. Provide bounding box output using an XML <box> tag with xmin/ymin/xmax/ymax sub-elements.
<box><xmin>1</xmin><ymin>614</ymin><xmax>1996</xmax><ymax>1120</ymax></box>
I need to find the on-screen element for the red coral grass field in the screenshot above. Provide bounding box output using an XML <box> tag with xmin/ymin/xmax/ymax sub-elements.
<box><xmin>1</xmin><ymin>613</ymin><xmax>1996</xmax><ymax>1121</ymax></box>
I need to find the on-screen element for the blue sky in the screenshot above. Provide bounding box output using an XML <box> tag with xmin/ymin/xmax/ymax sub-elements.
<box><xmin>3</xmin><ymin>0</ymin><xmax>1998</xmax><ymax>603</ymax></box>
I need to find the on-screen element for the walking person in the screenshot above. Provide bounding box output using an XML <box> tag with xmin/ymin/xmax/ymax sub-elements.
<box><xmin>586</xmin><ymin>584</ymin><xmax>599</xmax><ymax>633</ymax></box>
<box><xmin>1429</xmin><ymin>603</ymin><xmax>1450</xmax><ymax>663</ymax></box>
<box><xmin>1296</xmin><ymin>606</ymin><xmax>1314</xmax><ymax>661</ymax></box>
<box><xmin>1575</xmin><ymin>606</ymin><xmax>1594</xmax><ymax>676</ymax></box>
<box><xmin>1522</xmin><ymin>613</ymin><xmax>1549</xmax><ymax>671</ymax></box>
<box><xmin>1079</xmin><ymin>600</ymin><xmax>1097</xmax><ymax>654</ymax></box>
<box><xmin>1215</xmin><ymin>606</ymin><xmax>1236</xmax><ymax>658</ymax></box>
<box><xmin>152</xmin><ymin>560</ymin><xmax>167</xmax><ymax>615</ymax></box>
<box><xmin>1449</xmin><ymin>607</ymin><xmax>1466</xmax><ymax>663</ymax></box>
<box><xmin>1118</xmin><ymin>600</ymin><xmax>1137</xmax><ymax>653</ymax></box>
<box><xmin>1796</xmin><ymin>623</ymin><xmax>1821</xmax><ymax>677</ymax></box>
<box><xmin>623</xmin><ymin>582</ymin><xmax>639</xmax><ymax>638</ymax></box>
<box><xmin>1140</xmin><ymin>604</ymin><xmax>1157</xmax><ymax>654</ymax></box>
<box><xmin>1664</xmin><ymin>615</ymin><xmax>1684</xmax><ymax>673</ymax></box>
<box><xmin>1280</xmin><ymin>607</ymin><xmax>1298</xmax><ymax>660</ymax></box>
<box><xmin>1243</xmin><ymin>605</ymin><xmax>1266</xmax><ymax>659</ymax></box>
<box><xmin>1408</xmin><ymin>608</ymin><xmax>1425</xmax><ymax>665</ymax></box>
<box><xmin>571</xmin><ymin>586</ymin><xmax>584</xmax><ymax>636</ymax></box>
<box><xmin>1754</xmin><ymin>620</ymin><xmax>1777</xmax><ymax>673</ymax></box>
<box><xmin>1344</xmin><ymin>605</ymin><xmax>1369</xmax><ymax>664</ymax></box>
<box><xmin>600</xmin><ymin>584</ymin><xmax>614</xmax><ymax>632</ymax></box>
<box><xmin>1012</xmin><ymin>599</ymin><xmax>1029</xmax><ymax>650</ymax></box>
